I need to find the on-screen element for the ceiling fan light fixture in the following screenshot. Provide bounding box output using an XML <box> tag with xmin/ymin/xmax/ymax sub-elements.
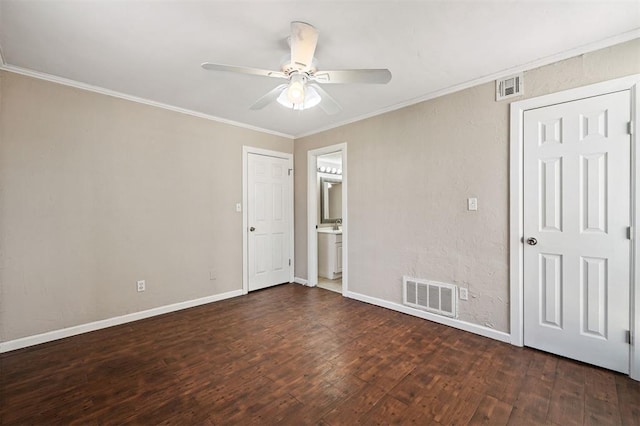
<box><xmin>303</xmin><ymin>85</ymin><xmax>321</xmax><ymax>108</ymax></box>
<box><xmin>286</xmin><ymin>74</ymin><xmax>306</xmax><ymax>104</ymax></box>
<box><xmin>277</xmin><ymin>82</ymin><xmax>321</xmax><ymax>111</ymax></box>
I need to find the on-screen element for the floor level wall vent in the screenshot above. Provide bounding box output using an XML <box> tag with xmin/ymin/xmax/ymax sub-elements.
<box><xmin>403</xmin><ymin>276</ymin><xmax>457</xmax><ymax>318</ymax></box>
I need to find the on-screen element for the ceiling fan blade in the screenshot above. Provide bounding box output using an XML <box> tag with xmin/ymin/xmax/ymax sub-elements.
<box><xmin>310</xmin><ymin>84</ymin><xmax>342</xmax><ymax>115</ymax></box>
<box><xmin>290</xmin><ymin>21</ymin><xmax>319</xmax><ymax>71</ymax></box>
<box><xmin>313</xmin><ymin>69</ymin><xmax>392</xmax><ymax>84</ymax></box>
<box><xmin>250</xmin><ymin>84</ymin><xmax>288</xmax><ymax>110</ymax></box>
<box><xmin>201</xmin><ymin>63</ymin><xmax>286</xmax><ymax>79</ymax></box>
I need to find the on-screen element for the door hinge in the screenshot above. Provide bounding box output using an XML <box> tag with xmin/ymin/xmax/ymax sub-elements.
<box><xmin>289</xmin><ymin>259</ymin><xmax>291</xmax><ymax>266</ymax></box>
<box><xmin>627</xmin><ymin>226</ymin><xmax>633</xmax><ymax>240</ymax></box>
<box><xmin>626</xmin><ymin>330</ymin><xmax>633</xmax><ymax>345</ymax></box>
<box><xmin>628</xmin><ymin>121</ymin><xmax>634</xmax><ymax>135</ymax></box>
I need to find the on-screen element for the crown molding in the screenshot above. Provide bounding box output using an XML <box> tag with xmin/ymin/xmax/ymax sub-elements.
<box><xmin>294</xmin><ymin>29</ymin><xmax>640</xmax><ymax>139</ymax></box>
<box><xmin>1</xmin><ymin>29</ymin><xmax>637</xmax><ymax>140</ymax></box>
<box><xmin>0</xmin><ymin>64</ymin><xmax>295</xmax><ymax>140</ymax></box>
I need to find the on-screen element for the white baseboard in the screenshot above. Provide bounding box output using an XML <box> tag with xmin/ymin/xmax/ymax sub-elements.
<box><xmin>1</xmin><ymin>287</ymin><xmax>511</xmax><ymax>353</ymax></box>
<box><xmin>294</xmin><ymin>277</ymin><xmax>309</xmax><ymax>286</ymax></box>
<box><xmin>344</xmin><ymin>290</ymin><xmax>511</xmax><ymax>344</ymax></box>
<box><xmin>0</xmin><ymin>289</ymin><xmax>243</xmax><ymax>353</ymax></box>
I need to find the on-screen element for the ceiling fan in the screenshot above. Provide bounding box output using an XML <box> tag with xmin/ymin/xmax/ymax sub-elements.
<box><xmin>201</xmin><ymin>21</ymin><xmax>392</xmax><ymax>115</ymax></box>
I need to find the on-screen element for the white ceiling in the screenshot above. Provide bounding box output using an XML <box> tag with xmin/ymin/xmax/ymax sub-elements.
<box><xmin>1</xmin><ymin>1</ymin><xmax>638</xmax><ymax>138</ymax></box>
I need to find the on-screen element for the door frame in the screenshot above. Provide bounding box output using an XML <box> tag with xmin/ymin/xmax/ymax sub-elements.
<box><xmin>242</xmin><ymin>146</ymin><xmax>294</xmax><ymax>295</ymax></box>
<box><xmin>307</xmin><ymin>143</ymin><xmax>348</xmax><ymax>294</ymax></box>
<box><xmin>509</xmin><ymin>74</ymin><xmax>640</xmax><ymax>380</ymax></box>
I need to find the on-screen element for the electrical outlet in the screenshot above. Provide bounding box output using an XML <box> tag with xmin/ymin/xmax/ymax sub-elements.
<box><xmin>459</xmin><ymin>287</ymin><xmax>468</xmax><ymax>300</ymax></box>
<box><xmin>467</xmin><ymin>198</ymin><xmax>478</xmax><ymax>211</ymax></box>
<box><xmin>209</xmin><ymin>270</ymin><xmax>217</xmax><ymax>280</ymax></box>
<box><xmin>137</xmin><ymin>280</ymin><xmax>146</xmax><ymax>292</ymax></box>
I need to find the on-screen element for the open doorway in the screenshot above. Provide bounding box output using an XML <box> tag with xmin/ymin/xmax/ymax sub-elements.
<box><xmin>307</xmin><ymin>143</ymin><xmax>347</xmax><ymax>295</ymax></box>
<box><xmin>316</xmin><ymin>152</ymin><xmax>342</xmax><ymax>293</ymax></box>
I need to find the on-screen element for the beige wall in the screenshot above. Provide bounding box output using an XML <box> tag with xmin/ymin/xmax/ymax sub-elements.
<box><xmin>0</xmin><ymin>71</ymin><xmax>292</xmax><ymax>341</ymax></box>
<box><xmin>294</xmin><ymin>39</ymin><xmax>640</xmax><ymax>333</ymax></box>
<box><xmin>2</xmin><ymin>39</ymin><xmax>638</xmax><ymax>343</ymax></box>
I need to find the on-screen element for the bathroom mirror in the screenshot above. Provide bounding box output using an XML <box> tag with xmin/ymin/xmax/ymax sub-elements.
<box><xmin>320</xmin><ymin>177</ymin><xmax>342</xmax><ymax>224</ymax></box>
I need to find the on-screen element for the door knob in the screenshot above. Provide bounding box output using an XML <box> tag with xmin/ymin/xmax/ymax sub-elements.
<box><xmin>526</xmin><ymin>237</ymin><xmax>537</xmax><ymax>246</ymax></box>
<box><xmin>249</xmin><ymin>227</ymin><xmax>255</xmax><ymax>232</ymax></box>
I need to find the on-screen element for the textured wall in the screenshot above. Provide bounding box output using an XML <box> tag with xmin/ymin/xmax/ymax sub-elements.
<box><xmin>0</xmin><ymin>72</ymin><xmax>292</xmax><ymax>341</ymax></box>
<box><xmin>294</xmin><ymin>39</ymin><xmax>640</xmax><ymax>333</ymax></box>
<box><xmin>2</xmin><ymin>39</ymin><xmax>638</xmax><ymax>343</ymax></box>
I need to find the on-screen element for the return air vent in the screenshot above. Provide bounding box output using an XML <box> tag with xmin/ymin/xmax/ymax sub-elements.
<box><xmin>496</xmin><ymin>73</ymin><xmax>523</xmax><ymax>101</ymax></box>
<box><xmin>403</xmin><ymin>276</ymin><xmax>457</xmax><ymax>318</ymax></box>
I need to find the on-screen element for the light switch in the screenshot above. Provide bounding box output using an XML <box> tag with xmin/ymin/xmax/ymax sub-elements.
<box><xmin>236</xmin><ymin>203</ymin><xmax>242</xmax><ymax>212</ymax></box>
<box><xmin>459</xmin><ymin>288</ymin><xmax>469</xmax><ymax>300</ymax></box>
<box><xmin>468</xmin><ymin>198</ymin><xmax>478</xmax><ymax>211</ymax></box>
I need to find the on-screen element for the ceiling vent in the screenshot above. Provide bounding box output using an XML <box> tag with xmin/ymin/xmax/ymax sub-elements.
<box><xmin>496</xmin><ymin>73</ymin><xmax>523</xmax><ymax>101</ymax></box>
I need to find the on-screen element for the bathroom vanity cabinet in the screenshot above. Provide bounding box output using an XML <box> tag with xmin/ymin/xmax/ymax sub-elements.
<box><xmin>318</xmin><ymin>230</ymin><xmax>342</xmax><ymax>279</ymax></box>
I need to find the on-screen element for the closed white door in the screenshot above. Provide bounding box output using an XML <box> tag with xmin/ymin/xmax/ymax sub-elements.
<box><xmin>247</xmin><ymin>153</ymin><xmax>291</xmax><ymax>291</ymax></box>
<box><xmin>523</xmin><ymin>90</ymin><xmax>631</xmax><ymax>373</ymax></box>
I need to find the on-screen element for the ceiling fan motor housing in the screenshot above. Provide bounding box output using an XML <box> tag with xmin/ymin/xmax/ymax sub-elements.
<box><xmin>281</xmin><ymin>56</ymin><xmax>317</xmax><ymax>76</ymax></box>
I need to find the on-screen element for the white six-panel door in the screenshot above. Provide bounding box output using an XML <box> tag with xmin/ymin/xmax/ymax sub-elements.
<box><xmin>523</xmin><ymin>90</ymin><xmax>631</xmax><ymax>373</ymax></box>
<box><xmin>247</xmin><ymin>153</ymin><xmax>291</xmax><ymax>291</ymax></box>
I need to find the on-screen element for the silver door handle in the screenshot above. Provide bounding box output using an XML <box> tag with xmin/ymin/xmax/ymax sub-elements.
<box><xmin>249</xmin><ymin>227</ymin><xmax>255</xmax><ymax>232</ymax></box>
<box><xmin>526</xmin><ymin>237</ymin><xmax>537</xmax><ymax>246</ymax></box>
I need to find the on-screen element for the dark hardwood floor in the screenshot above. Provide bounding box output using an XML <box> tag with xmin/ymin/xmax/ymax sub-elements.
<box><xmin>1</xmin><ymin>284</ymin><xmax>638</xmax><ymax>425</ymax></box>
